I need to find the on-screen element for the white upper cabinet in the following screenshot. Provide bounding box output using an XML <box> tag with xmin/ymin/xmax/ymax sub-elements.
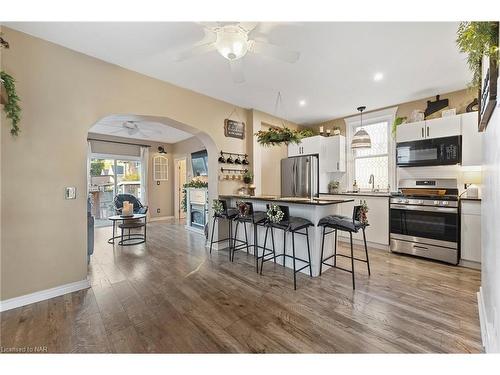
<box><xmin>287</xmin><ymin>135</ymin><xmax>346</xmax><ymax>172</ymax></box>
<box><xmin>396</xmin><ymin>116</ymin><xmax>460</xmax><ymax>143</ymax></box>
<box><xmin>425</xmin><ymin>116</ymin><xmax>461</xmax><ymax>139</ymax></box>
<box><xmin>321</xmin><ymin>135</ymin><xmax>346</xmax><ymax>172</ymax></box>
<box><xmin>461</xmin><ymin>112</ymin><xmax>483</xmax><ymax>166</ymax></box>
<box><xmin>396</xmin><ymin>120</ymin><xmax>426</xmax><ymax>143</ymax></box>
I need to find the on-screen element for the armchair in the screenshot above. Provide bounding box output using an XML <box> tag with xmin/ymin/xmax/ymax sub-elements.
<box><xmin>114</xmin><ymin>194</ymin><xmax>148</xmax><ymax>215</ymax></box>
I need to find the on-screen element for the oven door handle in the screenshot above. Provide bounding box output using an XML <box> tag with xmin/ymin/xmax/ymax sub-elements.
<box><xmin>390</xmin><ymin>204</ymin><xmax>458</xmax><ymax>213</ymax></box>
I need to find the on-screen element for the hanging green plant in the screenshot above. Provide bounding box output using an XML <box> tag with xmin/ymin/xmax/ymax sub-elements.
<box><xmin>0</xmin><ymin>71</ymin><xmax>21</xmax><ymax>136</ymax></box>
<box><xmin>391</xmin><ymin>116</ymin><xmax>407</xmax><ymax>138</ymax></box>
<box><xmin>255</xmin><ymin>126</ymin><xmax>315</xmax><ymax>147</ymax></box>
<box><xmin>456</xmin><ymin>22</ymin><xmax>499</xmax><ymax>88</ymax></box>
<box><xmin>181</xmin><ymin>179</ymin><xmax>209</xmax><ymax>212</ymax></box>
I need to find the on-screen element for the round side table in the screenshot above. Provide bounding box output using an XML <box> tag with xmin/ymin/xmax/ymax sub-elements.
<box><xmin>108</xmin><ymin>214</ymin><xmax>147</xmax><ymax>246</ymax></box>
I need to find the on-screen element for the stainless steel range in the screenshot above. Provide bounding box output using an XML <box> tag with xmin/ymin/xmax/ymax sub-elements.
<box><xmin>390</xmin><ymin>179</ymin><xmax>459</xmax><ymax>264</ymax></box>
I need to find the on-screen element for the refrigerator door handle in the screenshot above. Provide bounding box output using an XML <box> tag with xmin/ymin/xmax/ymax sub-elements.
<box><xmin>293</xmin><ymin>159</ymin><xmax>297</xmax><ymax>196</ymax></box>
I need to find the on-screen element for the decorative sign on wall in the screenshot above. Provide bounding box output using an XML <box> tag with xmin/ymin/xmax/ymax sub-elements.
<box><xmin>224</xmin><ymin>119</ymin><xmax>245</xmax><ymax>139</ymax></box>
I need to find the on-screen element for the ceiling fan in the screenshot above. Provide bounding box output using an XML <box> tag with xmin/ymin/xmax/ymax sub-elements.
<box><xmin>176</xmin><ymin>22</ymin><xmax>300</xmax><ymax>83</ymax></box>
<box><xmin>106</xmin><ymin>121</ymin><xmax>162</xmax><ymax>138</ymax></box>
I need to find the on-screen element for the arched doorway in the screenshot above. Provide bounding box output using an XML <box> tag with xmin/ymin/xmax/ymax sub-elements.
<box><xmin>86</xmin><ymin>114</ymin><xmax>220</xmax><ymax>261</ymax></box>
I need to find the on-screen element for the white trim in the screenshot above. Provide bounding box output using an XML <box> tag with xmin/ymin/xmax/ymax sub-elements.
<box><xmin>174</xmin><ymin>157</ymin><xmax>187</xmax><ymax>220</ymax></box>
<box><xmin>344</xmin><ymin>106</ymin><xmax>398</xmax><ymax>191</ymax></box>
<box><xmin>0</xmin><ymin>279</ymin><xmax>90</xmax><ymax>312</ymax></box>
<box><xmin>91</xmin><ymin>152</ymin><xmax>141</xmax><ymax>161</ymax></box>
<box><xmin>478</xmin><ymin>287</ymin><xmax>491</xmax><ymax>352</ymax></box>
<box><xmin>149</xmin><ymin>215</ymin><xmax>175</xmax><ymax>222</ymax></box>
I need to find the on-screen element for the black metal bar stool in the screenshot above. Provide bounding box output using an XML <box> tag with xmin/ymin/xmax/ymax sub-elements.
<box><xmin>318</xmin><ymin>205</ymin><xmax>371</xmax><ymax>289</ymax></box>
<box><xmin>260</xmin><ymin>204</ymin><xmax>313</xmax><ymax>290</ymax></box>
<box><xmin>231</xmin><ymin>201</ymin><xmax>267</xmax><ymax>266</ymax></box>
<box><xmin>209</xmin><ymin>199</ymin><xmax>238</xmax><ymax>260</ymax></box>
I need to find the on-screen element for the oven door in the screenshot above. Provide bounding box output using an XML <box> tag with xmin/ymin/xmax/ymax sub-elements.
<box><xmin>390</xmin><ymin>204</ymin><xmax>459</xmax><ymax>248</ymax></box>
<box><xmin>396</xmin><ymin>136</ymin><xmax>461</xmax><ymax>167</ymax></box>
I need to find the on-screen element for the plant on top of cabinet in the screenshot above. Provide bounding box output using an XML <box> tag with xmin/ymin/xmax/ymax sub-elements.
<box><xmin>255</xmin><ymin>126</ymin><xmax>314</xmax><ymax>147</ymax></box>
<box><xmin>392</xmin><ymin>116</ymin><xmax>407</xmax><ymax>138</ymax></box>
<box><xmin>456</xmin><ymin>21</ymin><xmax>498</xmax><ymax>88</ymax></box>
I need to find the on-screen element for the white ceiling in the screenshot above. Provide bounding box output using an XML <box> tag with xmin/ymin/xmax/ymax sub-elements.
<box><xmin>6</xmin><ymin>22</ymin><xmax>471</xmax><ymax>124</ymax></box>
<box><xmin>89</xmin><ymin>114</ymin><xmax>194</xmax><ymax>144</ymax></box>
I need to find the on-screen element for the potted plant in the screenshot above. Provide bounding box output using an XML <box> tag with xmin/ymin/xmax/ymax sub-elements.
<box><xmin>392</xmin><ymin>116</ymin><xmax>407</xmax><ymax>138</ymax></box>
<box><xmin>243</xmin><ymin>171</ymin><xmax>253</xmax><ymax>184</ymax></box>
<box><xmin>456</xmin><ymin>22</ymin><xmax>499</xmax><ymax>88</ymax></box>
<box><xmin>328</xmin><ymin>181</ymin><xmax>340</xmax><ymax>194</ymax></box>
<box><xmin>0</xmin><ymin>71</ymin><xmax>21</xmax><ymax>136</ymax></box>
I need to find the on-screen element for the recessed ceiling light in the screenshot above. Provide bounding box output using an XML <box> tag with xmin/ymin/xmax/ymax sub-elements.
<box><xmin>299</xmin><ymin>100</ymin><xmax>307</xmax><ymax>107</ymax></box>
<box><xmin>373</xmin><ymin>72</ymin><xmax>384</xmax><ymax>81</ymax></box>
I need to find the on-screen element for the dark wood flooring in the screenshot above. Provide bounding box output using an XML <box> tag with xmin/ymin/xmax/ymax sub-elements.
<box><xmin>0</xmin><ymin>220</ymin><xmax>482</xmax><ymax>353</ymax></box>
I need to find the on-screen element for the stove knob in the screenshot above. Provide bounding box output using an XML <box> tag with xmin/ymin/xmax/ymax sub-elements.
<box><xmin>397</xmin><ymin>199</ymin><xmax>404</xmax><ymax>203</ymax></box>
<box><xmin>417</xmin><ymin>200</ymin><xmax>424</xmax><ymax>205</ymax></box>
<box><xmin>405</xmin><ymin>199</ymin><xmax>410</xmax><ymax>204</ymax></box>
<box><xmin>442</xmin><ymin>201</ymin><xmax>449</xmax><ymax>206</ymax></box>
<box><xmin>434</xmin><ymin>200</ymin><xmax>440</xmax><ymax>206</ymax></box>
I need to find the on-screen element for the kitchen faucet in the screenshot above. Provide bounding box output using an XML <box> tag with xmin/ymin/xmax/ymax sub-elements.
<box><xmin>369</xmin><ymin>174</ymin><xmax>375</xmax><ymax>191</ymax></box>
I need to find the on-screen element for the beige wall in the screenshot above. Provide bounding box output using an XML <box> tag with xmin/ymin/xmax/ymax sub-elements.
<box><xmin>171</xmin><ymin>136</ymin><xmax>205</xmax><ymax>181</ymax></box>
<box><xmin>0</xmin><ymin>27</ymin><xmax>263</xmax><ymax>300</ymax></box>
<box><xmin>312</xmin><ymin>88</ymin><xmax>477</xmax><ymax>134</ymax></box>
<box><xmin>250</xmin><ymin>109</ymin><xmax>300</xmax><ymax>195</ymax></box>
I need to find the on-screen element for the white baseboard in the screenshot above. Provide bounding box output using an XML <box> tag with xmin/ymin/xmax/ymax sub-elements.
<box><xmin>149</xmin><ymin>215</ymin><xmax>174</xmax><ymax>222</ymax></box>
<box><xmin>205</xmin><ymin>240</ymin><xmax>230</xmax><ymax>251</ymax></box>
<box><xmin>477</xmin><ymin>287</ymin><xmax>492</xmax><ymax>352</ymax></box>
<box><xmin>0</xmin><ymin>279</ymin><xmax>90</xmax><ymax>312</ymax></box>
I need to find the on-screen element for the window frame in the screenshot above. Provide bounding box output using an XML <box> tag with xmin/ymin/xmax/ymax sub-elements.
<box><xmin>344</xmin><ymin>107</ymin><xmax>397</xmax><ymax>191</ymax></box>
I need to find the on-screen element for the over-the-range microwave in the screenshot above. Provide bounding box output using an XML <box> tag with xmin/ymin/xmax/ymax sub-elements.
<box><xmin>396</xmin><ymin>135</ymin><xmax>462</xmax><ymax>167</ymax></box>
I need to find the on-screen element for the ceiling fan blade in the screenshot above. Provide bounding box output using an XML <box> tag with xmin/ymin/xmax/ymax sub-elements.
<box><xmin>108</xmin><ymin>128</ymin><xmax>126</xmax><ymax>134</ymax></box>
<box><xmin>250</xmin><ymin>41</ymin><xmax>300</xmax><ymax>63</ymax></box>
<box><xmin>175</xmin><ymin>42</ymin><xmax>216</xmax><ymax>61</ymax></box>
<box><xmin>239</xmin><ymin>22</ymin><xmax>259</xmax><ymax>33</ymax></box>
<box><xmin>229</xmin><ymin>59</ymin><xmax>245</xmax><ymax>84</ymax></box>
<box><xmin>136</xmin><ymin>129</ymin><xmax>151</xmax><ymax>138</ymax></box>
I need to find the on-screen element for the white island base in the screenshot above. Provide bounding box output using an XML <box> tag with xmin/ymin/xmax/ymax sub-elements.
<box><xmin>217</xmin><ymin>196</ymin><xmax>354</xmax><ymax>277</ymax></box>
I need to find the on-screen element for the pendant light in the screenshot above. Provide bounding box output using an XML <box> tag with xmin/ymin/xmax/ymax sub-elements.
<box><xmin>351</xmin><ymin>106</ymin><xmax>371</xmax><ymax>149</ymax></box>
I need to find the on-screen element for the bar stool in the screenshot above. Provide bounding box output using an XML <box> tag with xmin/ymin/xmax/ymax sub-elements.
<box><xmin>318</xmin><ymin>205</ymin><xmax>371</xmax><ymax>289</ymax></box>
<box><xmin>231</xmin><ymin>201</ymin><xmax>267</xmax><ymax>266</ymax></box>
<box><xmin>260</xmin><ymin>204</ymin><xmax>313</xmax><ymax>290</ymax></box>
<box><xmin>209</xmin><ymin>199</ymin><xmax>238</xmax><ymax>260</ymax></box>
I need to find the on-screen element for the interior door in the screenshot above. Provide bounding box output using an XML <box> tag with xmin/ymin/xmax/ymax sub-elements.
<box><xmin>175</xmin><ymin>159</ymin><xmax>187</xmax><ymax>219</ymax></box>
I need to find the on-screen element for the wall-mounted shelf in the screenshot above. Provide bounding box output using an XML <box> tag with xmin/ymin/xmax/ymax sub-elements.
<box><xmin>220</xmin><ymin>167</ymin><xmax>248</xmax><ymax>174</ymax></box>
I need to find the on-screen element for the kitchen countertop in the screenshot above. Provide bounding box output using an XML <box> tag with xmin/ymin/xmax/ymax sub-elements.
<box><xmin>321</xmin><ymin>192</ymin><xmax>392</xmax><ymax>198</ymax></box>
<box><xmin>219</xmin><ymin>195</ymin><xmax>354</xmax><ymax>206</ymax></box>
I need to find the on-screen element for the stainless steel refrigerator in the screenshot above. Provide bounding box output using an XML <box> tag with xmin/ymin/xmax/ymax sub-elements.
<box><xmin>281</xmin><ymin>155</ymin><xmax>319</xmax><ymax>198</ymax></box>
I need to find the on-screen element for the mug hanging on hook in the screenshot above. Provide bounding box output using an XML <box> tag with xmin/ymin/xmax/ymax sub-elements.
<box><xmin>226</xmin><ymin>154</ymin><xmax>234</xmax><ymax>164</ymax></box>
<box><xmin>234</xmin><ymin>155</ymin><xmax>242</xmax><ymax>164</ymax></box>
<box><xmin>242</xmin><ymin>155</ymin><xmax>249</xmax><ymax>165</ymax></box>
<box><xmin>218</xmin><ymin>151</ymin><xmax>226</xmax><ymax>163</ymax></box>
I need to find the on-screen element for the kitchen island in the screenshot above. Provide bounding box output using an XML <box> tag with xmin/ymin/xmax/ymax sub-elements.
<box><xmin>218</xmin><ymin>195</ymin><xmax>354</xmax><ymax>277</ymax></box>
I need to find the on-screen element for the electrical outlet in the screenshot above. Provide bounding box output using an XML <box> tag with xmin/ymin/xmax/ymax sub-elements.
<box><xmin>157</xmin><ymin>208</ymin><xmax>160</xmax><ymax>214</ymax></box>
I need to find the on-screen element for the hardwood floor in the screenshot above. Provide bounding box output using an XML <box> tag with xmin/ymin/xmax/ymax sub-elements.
<box><xmin>0</xmin><ymin>220</ymin><xmax>482</xmax><ymax>353</ymax></box>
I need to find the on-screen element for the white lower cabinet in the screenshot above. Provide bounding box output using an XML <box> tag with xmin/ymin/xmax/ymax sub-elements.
<box><xmin>460</xmin><ymin>200</ymin><xmax>481</xmax><ymax>265</ymax></box>
<box><xmin>328</xmin><ymin>195</ymin><xmax>389</xmax><ymax>247</ymax></box>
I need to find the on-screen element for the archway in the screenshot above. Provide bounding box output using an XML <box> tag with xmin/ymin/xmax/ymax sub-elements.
<box><xmin>86</xmin><ymin>113</ymin><xmax>221</xmax><ymax>259</ymax></box>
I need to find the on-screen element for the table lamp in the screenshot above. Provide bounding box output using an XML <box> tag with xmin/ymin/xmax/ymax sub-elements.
<box><xmin>462</xmin><ymin>168</ymin><xmax>482</xmax><ymax>199</ymax></box>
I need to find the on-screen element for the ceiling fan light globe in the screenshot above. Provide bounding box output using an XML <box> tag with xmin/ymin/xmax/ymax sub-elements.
<box><xmin>215</xmin><ymin>26</ymin><xmax>249</xmax><ymax>61</ymax></box>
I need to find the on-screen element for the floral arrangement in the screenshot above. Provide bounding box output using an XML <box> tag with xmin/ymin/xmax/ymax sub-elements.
<box><xmin>255</xmin><ymin>126</ymin><xmax>315</xmax><ymax>147</ymax></box>
<box><xmin>236</xmin><ymin>201</ymin><xmax>250</xmax><ymax>217</ymax></box>
<box><xmin>181</xmin><ymin>179</ymin><xmax>208</xmax><ymax>212</ymax></box>
<box><xmin>359</xmin><ymin>200</ymin><xmax>369</xmax><ymax>225</ymax></box>
<box><xmin>212</xmin><ymin>200</ymin><xmax>224</xmax><ymax>215</ymax></box>
<box><xmin>267</xmin><ymin>204</ymin><xmax>284</xmax><ymax>223</ymax></box>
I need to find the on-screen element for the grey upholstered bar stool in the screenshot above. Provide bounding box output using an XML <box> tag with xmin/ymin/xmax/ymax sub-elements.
<box><xmin>231</xmin><ymin>201</ymin><xmax>267</xmax><ymax>267</ymax></box>
<box><xmin>259</xmin><ymin>204</ymin><xmax>313</xmax><ymax>290</ymax></box>
<box><xmin>209</xmin><ymin>199</ymin><xmax>238</xmax><ymax>260</ymax></box>
<box><xmin>318</xmin><ymin>205</ymin><xmax>371</xmax><ymax>289</ymax></box>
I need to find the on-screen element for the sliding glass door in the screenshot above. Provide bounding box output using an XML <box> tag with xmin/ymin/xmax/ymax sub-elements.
<box><xmin>89</xmin><ymin>156</ymin><xmax>142</xmax><ymax>227</ymax></box>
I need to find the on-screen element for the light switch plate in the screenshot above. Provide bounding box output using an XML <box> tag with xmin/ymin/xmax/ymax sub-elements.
<box><xmin>65</xmin><ymin>187</ymin><xmax>76</xmax><ymax>200</ymax></box>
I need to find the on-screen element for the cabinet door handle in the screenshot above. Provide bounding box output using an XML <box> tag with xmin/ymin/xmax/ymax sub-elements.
<box><xmin>336</xmin><ymin>161</ymin><xmax>339</xmax><ymax>170</ymax></box>
<box><xmin>421</xmin><ymin>127</ymin><xmax>424</xmax><ymax>138</ymax></box>
<box><xmin>427</xmin><ymin>126</ymin><xmax>429</xmax><ymax>137</ymax></box>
